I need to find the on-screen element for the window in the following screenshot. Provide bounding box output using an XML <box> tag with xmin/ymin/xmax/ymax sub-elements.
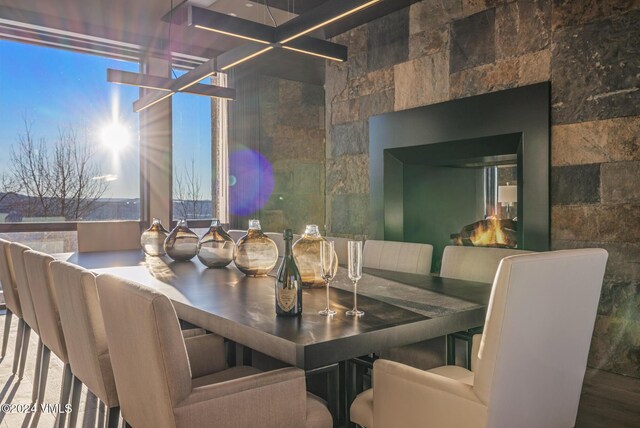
<box><xmin>0</xmin><ymin>39</ymin><xmax>140</xmax><ymax>224</ymax></box>
<box><xmin>172</xmin><ymin>69</ymin><xmax>213</xmax><ymax>221</ymax></box>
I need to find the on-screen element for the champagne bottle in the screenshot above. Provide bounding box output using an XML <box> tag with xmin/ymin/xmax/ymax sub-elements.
<box><xmin>275</xmin><ymin>229</ymin><xmax>302</xmax><ymax>316</ymax></box>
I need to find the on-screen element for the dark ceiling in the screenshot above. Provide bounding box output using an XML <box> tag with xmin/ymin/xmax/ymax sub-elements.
<box><xmin>0</xmin><ymin>0</ymin><xmax>419</xmax><ymax>84</ymax></box>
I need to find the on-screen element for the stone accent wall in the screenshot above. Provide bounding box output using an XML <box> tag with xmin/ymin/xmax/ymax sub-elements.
<box><xmin>230</xmin><ymin>74</ymin><xmax>325</xmax><ymax>234</ymax></box>
<box><xmin>325</xmin><ymin>0</ymin><xmax>640</xmax><ymax>377</ymax></box>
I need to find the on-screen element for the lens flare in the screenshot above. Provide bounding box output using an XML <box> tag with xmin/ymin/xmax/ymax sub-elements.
<box><xmin>100</xmin><ymin>121</ymin><xmax>130</xmax><ymax>155</ymax></box>
<box><xmin>229</xmin><ymin>150</ymin><xmax>274</xmax><ymax>216</ymax></box>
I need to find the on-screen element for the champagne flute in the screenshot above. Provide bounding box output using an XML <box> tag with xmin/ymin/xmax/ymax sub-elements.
<box><xmin>319</xmin><ymin>240</ymin><xmax>337</xmax><ymax>316</ymax></box>
<box><xmin>346</xmin><ymin>241</ymin><xmax>364</xmax><ymax>317</ymax></box>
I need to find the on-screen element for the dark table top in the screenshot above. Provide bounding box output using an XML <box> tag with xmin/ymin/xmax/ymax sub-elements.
<box><xmin>59</xmin><ymin>250</ymin><xmax>491</xmax><ymax>370</ymax></box>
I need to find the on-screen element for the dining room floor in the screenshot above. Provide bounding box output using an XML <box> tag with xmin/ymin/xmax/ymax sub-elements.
<box><xmin>0</xmin><ymin>313</ymin><xmax>637</xmax><ymax>427</ymax></box>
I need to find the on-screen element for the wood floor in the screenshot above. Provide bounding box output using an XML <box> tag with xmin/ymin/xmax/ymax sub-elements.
<box><xmin>0</xmin><ymin>314</ymin><xmax>638</xmax><ymax>427</ymax></box>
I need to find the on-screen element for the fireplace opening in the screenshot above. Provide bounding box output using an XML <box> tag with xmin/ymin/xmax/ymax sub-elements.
<box><xmin>384</xmin><ymin>132</ymin><xmax>523</xmax><ymax>271</ymax></box>
<box><xmin>450</xmin><ymin>163</ymin><xmax>519</xmax><ymax>249</ymax></box>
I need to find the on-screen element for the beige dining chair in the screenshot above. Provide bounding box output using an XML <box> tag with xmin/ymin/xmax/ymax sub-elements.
<box><xmin>50</xmin><ymin>260</ymin><xmax>225</xmax><ymax>428</ymax></box>
<box><xmin>23</xmin><ymin>250</ymin><xmax>73</xmax><ymax>428</ymax></box>
<box><xmin>351</xmin><ymin>249</ymin><xmax>608</xmax><ymax>428</ymax></box>
<box><xmin>381</xmin><ymin>246</ymin><xmax>533</xmax><ymax>371</ymax></box>
<box><xmin>96</xmin><ymin>273</ymin><xmax>332</xmax><ymax>428</ymax></box>
<box><xmin>0</xmin><ymin>238</ymin><xmax>25</xmax><ymax>375</ymax></box>
<box><xmin>325</xmin><ymin>236</ymin><xmax>350</xmax><ymax>266</ymax></box>
<box><xmin>264</xmin><ymin>232</ymin><xmax>285</xmax><ymax>257</ymax></box>
<box><xmin>50</xmin><ymin>260</ymin><xmax>121</xmax><ymax>428</ymax></box>
<box><xmin>227</xmin><ymin>229</ymin><xmax>246</xmax><ymax>243</ymax></box>
<box><xmin>77</xmin><ymin>221</ymin><xmax>142</xmax><ymax>252</ymax></box>
<box><xmin>8</xmin><ymin>242</ymin><xmax>39</xmax><ymax>380</ymax></box>
<box><xmin>362</xmin><ymin>240</ymin><xmax>433</xmax><ymax>275</ymax></box>
<box><xmin>440</xmin><ymin>246</ymin><xmax>532</xmax><ymax>284</ymax></box>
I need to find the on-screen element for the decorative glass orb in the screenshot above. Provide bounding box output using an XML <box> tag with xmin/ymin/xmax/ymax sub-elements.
<box><xmin>164</xmin><ymin>219</ymin><xmax>198</xmax><ymax>262</ymax></box>
<box><xmin>233</xmin><ymin>219</ymin><xmax>278</xmax><ymax>277</ymax></box>
<box><xmin>197</xmin><ymin>219</ymin><xmax>235</xmax><ymax>268</ymax></box>
<box><xmin>140</xmin><ymin>218</ymin><xmax>169</xmax><ymax>256</ymax></box>
<box><xmin>292</xmin><ymin>225</ymin><xmax>338</xmax><ymax>288</ymax></box>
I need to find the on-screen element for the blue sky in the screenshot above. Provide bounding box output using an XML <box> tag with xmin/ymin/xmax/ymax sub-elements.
<box><xmin>0</xmin><ymin>39</ymin><xmax>212</xmax><ymax>200</ymax></box>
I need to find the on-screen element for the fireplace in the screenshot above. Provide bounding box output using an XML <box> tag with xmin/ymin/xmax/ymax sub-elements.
<box><xmin>369</xmin><ymin>83</ymin><xmax>550</xmax><ymax>271</ymax></box>
<box><xmin>452</xmin><ymin>218</ymin><xmax>518</xmax><ymax>248</ymax></box>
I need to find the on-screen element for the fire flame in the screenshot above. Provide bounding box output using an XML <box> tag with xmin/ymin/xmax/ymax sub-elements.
<box><xmin>470</xmin><ymin>216</ymin><xmax>509</xmax><ymax>247</ymax></box>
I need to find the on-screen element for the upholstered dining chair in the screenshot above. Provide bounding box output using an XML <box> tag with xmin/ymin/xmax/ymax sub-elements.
<box><xmin>325</xmin><ymin>236</ymin><xmax>350</xmax><ymax>266</ymax></box>
<box><xmin>381</xmin><ymin>246</ymin><xmax>532</xmax><ymax>371</ymax></box>
<box><xmin>264</xmin><ymin>232</ymin><xmax>285</xmax><ymax>257</ymax></box>
<box><xmin>96</xmin><ymin>273</ymin><xmax>332</xmax><ymax>428</ymax></box>
<box><xmin>8</xmin><ymin>242</ymin><xmax>39</xmax><ymax>380</ymax></box>
<box><xmin>50</xmin><ymin>260</ymin><xmax>121</xmax><ymax>428</ymax></box>
<box><xmin>50</xmin><ymin>261</ymin><xmax>232</xmax><ymax>428</ymax></box>
<box><xmin>362</xmin><ymin>240</ymin><xmax>433</xmax><ymax>275</ymax></box>
<box><xmin>351</xmin><ymin>249</ymin><xmax>608</xmax><ymax>428</ymax></box>
<box><xmin>440</xmin><ymin>246</ymin><xmax>532</xmax><ymax>284</ymax></box>
<box><xmin>77</xmin><ymin>221</ymin><xmax>141</xmax><ymax>252</ymax></box>
<box><xmin>227</xmin><ymin>229</ymin><xmax>246</xmax><ymax>243</ymax></box>
<box><xmin>23</xmin><ymin>250</ymin><xmax>73</xmax><ymax>428</ymax></box>
<box><xmin>0</xmin><ymin>238</ymin><xmax>25</xmax><ymax>374</ymax></box>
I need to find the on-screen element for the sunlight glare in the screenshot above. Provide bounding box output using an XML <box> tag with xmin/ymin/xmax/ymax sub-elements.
<box><xmin>100</xmin><ymin>122</ymin><xmax>130</xmax><ymax>155</ymax></box>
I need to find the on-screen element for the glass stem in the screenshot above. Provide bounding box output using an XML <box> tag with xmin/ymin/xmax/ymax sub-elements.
<box><xmin>325</xmin><ymin>280</ymin><xmax>331</xmax><ymax>310</ymax></box>
<box><xmin>353</xmin><ymin>280</ymin><xmax>358</xmax><ymax>310</ymax></box>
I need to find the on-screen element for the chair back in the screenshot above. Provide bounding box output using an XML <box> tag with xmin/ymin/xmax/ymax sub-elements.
<box><xmin>77</xmin><ymin>221</ymin><xmax>141</xmax><ymax>252</ymax></box>
<box><xmin>363</xmin><ymin>240</ymin><xmax>433</xmax><ymax>275</ymax></box>
<box><xmin>264</xmin><ymin>232</ymin><xmax>285</xmax><ymax>257</ymax></box>
<box><xmin>0</xmin><ymin>239</ymin><xmax>22</xmax><ymax>317</ymax></box>
<box><xmin>9</xmin><ymin>242</ymin><xmax>39</xmax><ymax>332</ymax></box>
<box><xmin>440</xmin><ymin>246</ymin><xmax>531</xmax><ymax>283</ymax></box>
<box><xmin>325</xmin><ymin>236</ymin><xmax>350</xmax><ymax>266</ymax></box>
<box><xmin>228</xmin><ymin>229</ymin><xmax>246</xmax><ymax>243</ymax></box>
<box><xmin>23</xmin><ymin>251</ymin><xmax>68</xmax><ymax>362</ymax></box>
<box><xmin>96</xmin><ymin>274</ymin><xmax>192</xmax><ymax>428</ymax></box>
<box><xmin>50</xmin><ymin>261</ymin><xmax>118</xmax><ymax>406</ymax></box>
<box><xmin>474</xmin><ymin>249</ymin><xmax>608</xmax><ymax>427</ymax></box>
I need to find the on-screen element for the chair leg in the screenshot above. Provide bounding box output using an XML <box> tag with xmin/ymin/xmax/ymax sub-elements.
<box><xmin>55</xmin><ymin>363</ymin><xmax>73</xmax><ymax>428</ymax></box>
<box><xmin>68</xmin><ymin>376</ymin><xmax>82</xmax><ymax>428</ymax></box>
<box><xmin>466</xmin><ymin>338</ymin><xmax>473</xmax><ymax>370</ymax></box>
<box><xmin>17</xmin><ymin>323</ymin><xmax>31</xmax><ymax>378</ymax></box>
<box><xmin>1</xmin><ymin>309</ymin><xmax>12</xmax><ymax>357</ymax></box>
<box><xmin>12</xmin><ymin>318</ymin><xmax>24</xmax><ymax>375</ymax></box>
<box><xmin>106</xmin><ymin>406</ymin><xmax>120</xmax><ymax>428</ymax></box>
<box><xmin>32</xmin><ymin>339</ymin><xmax>44</xmax><ymax>402</ymax></box>
<box><xmin>446</xmin><ymin>334</ymin><xmax>456</xmax><ymax>365</ymax></box>
<box><xmin>36</xmin><ymin>346</ymin><xmax>51</xmax><ymax>404</ymax></box>
<box><xmin>124</xmin><ymin>423</ymin><xmax>132</xmax><ymax>428</ymax></box>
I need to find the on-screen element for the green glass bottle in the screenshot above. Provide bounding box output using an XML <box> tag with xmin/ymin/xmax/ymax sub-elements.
<box><xmin>275</xmin><ymin>229</ymin><xmax>303</xmax><ymax>317</ymax></box>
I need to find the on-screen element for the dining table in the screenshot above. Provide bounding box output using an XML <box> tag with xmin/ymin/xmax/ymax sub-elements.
<box><xmin>56</xmin><ymin>250</ymin><xmax>492</xmax><ymax>427</ymax></box>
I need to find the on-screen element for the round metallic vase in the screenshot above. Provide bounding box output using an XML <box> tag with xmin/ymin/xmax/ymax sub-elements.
<box><xmin>233</xmin><ymin>219</ymin><xmax>278</xmax><ymax>277</ymax></box>
<box><xmin>164</xmin><ymin>219</ymin><xmax>199</xmax><ymax>262</ymax></box>
<box><xmin>140</xmin><ymin>218</ymin><xmax>169</xmax><ymax>256</ymax></box>
<box><xmin>197</xmin><ymin>219</ymin><xmax>235</xmax><ymax>268</ymax></box>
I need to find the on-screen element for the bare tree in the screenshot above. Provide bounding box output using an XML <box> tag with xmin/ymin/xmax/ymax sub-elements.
<box><xmin>175</xmin><ymin>158</ymin><xmax>205</xmax><ymax>219</ymax></box>
<box><xmin>8</xmin><ymin>119</ymin><xmax>108</xmax><ymax>220</ymax></box>
<box><xmin>0</xmin><ymin>173</ymin><xmax>18</xmax><ymax>203</ymax></box>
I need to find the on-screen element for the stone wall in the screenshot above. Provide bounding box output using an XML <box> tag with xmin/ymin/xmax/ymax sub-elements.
<box><xmin>260</xmin><ymin>75</ymin><xmax>325</xmax><ymax>234</ymax></box>
<box><xmin>229</xmin><ymin>74</ymin><xmax>325</xmax><ymax>234</ymax></box>
<box><xmin>325</xmin><ymin>0</ymin><xmax>640</xmax><ymax>377</ymax></box>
